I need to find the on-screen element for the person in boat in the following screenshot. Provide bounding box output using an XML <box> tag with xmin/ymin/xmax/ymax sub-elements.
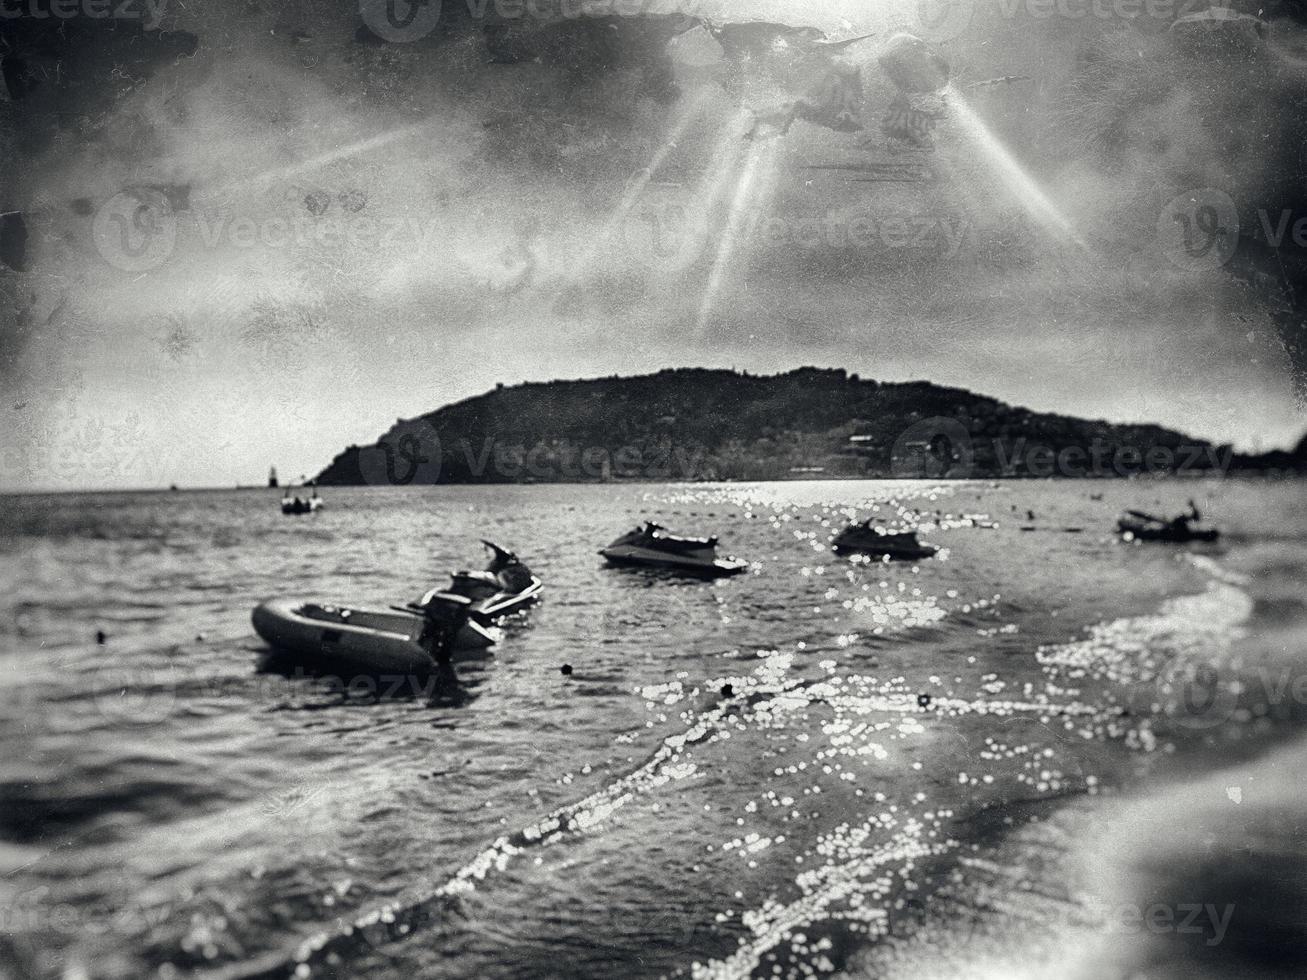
<box><xmin>1168</xmin><ymin>499</ymin><xmax>1202</xmax><ymax>535</ymax></box>
<box><xmin>486</xmin><ymin>542</ymin><xmax>534</xmax><ymax>593</ymax></box>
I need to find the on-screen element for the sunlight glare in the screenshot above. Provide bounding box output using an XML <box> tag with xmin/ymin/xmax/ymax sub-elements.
<box><xmin>948</xmin><ymin>89</ymin><xmax>1087</xmax><ymax>251</ymax></box>
<box><xmin>696</xmin><ymin>137</ymin><xmax>781</xmax><ymax>335</ymax></box>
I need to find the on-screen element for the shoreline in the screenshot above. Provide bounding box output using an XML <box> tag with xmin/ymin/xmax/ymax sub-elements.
<box><xmin>4</xmin><ymin>472</ymin><xmax>1306</xmax><ymax>499</ymax></box>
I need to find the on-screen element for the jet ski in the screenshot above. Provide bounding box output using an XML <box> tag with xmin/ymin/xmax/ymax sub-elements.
<box><xmin>832</xmin><ymin>521</ymin><xmax>938</xmax><ymax>560</ymax></box>
<box><xmin>1117</xmin><ymin>508</ymin><xmax>1219</xmax><ymax>543</ymax></box>
<box><xmin>599</xmin><ymin>522</ymin><xmax>748</xmax><ymax>576</ymax></box>
<box><xmin>445</xmin><ymin>540</ymin><xmax>543</xmax><ymax>620</ymax></box>
<box><xmin>252</xmin><ymin>594</ymin><xmax>499</xmax><ymax>674</ymax></box>
<box><xmin>281</xmin><ymin>492</ymin><xmax>323</xmax><ymax>515</ymax></box>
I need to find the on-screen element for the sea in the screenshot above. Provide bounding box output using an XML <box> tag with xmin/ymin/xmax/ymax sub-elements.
<box><xmin>2</xmin><ymin>479</ymin><xmax>1306</xmax><ymax>980</ymax></box>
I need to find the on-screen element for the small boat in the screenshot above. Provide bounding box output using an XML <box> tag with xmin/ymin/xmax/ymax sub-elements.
<box><xmin>445</xmin><ymin>541</ymin><xmax>543</xmax><ymax>620</ymax></box>
<box><xmin>250</xmin><ymin>541</ymin><xmax>539</xmax><ymax>673</ymax></box>
<box><xmin>281</xmin><ymin>492</ymin><xmax>323</xmax><ymax>515</ymax></box>
<box><xmin>1117</xmin><ymin>509</ymin><xmax>1220</xmax><ymax>543</ymax></box>
<box><xmin>599</xmin><ymin>522</ymin><xmax>748</xmax><ymax>576</ymax></box>
<box><xmin>832</xmin><ymin>521</ymin><xmax>937</xmax><ymax>560</ymax></box>
<box><xmin>252</xmin><ymin>596</ymin><xmax>499</xmax><ymax>674</ymax></box>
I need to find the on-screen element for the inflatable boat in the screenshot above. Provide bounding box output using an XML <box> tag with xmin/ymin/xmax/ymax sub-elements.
<box><xmin>252</xmin><ymin>598</ymin><xmax>499</xmax><ymax>674</ymax></box>
<box><xmin>600</xmin><ymin>522</ymin><xmax>748</xmax><ymax>577</ymax></box>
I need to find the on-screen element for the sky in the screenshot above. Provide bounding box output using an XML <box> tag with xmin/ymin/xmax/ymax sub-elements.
<box><xmin>2</xmin><ymin>0</ymin><xmax>1306</xmax><ymax>490</ymax></box>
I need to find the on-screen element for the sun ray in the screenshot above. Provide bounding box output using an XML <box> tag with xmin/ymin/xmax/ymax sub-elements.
<box><xmin>563</xmin><ymin>104</ymin><xmax>755</xmax><ymax>305</ymax></box>
<box><xmin>563</xmin><ymin>87</ymin><xmax>718</xmax><ymax>288</ymax></box>
<box><xmin>695</xmin><ymin>137</ymin><xmax>780</xmax><ymax>336</ymax></box>
<box><xmin>198</xmin><ymin>121</ymin><xmax>436</xmax><ymax>205</ymax></box>
<box><xmin>606</xmin><ymin>88</ymin><xmax>716</xmax><ymax>234</ymax></box>
<box><xmin>947</xmin><ymin>88</ymin><xmax>1088</xmax><ymax>252</ymax></box>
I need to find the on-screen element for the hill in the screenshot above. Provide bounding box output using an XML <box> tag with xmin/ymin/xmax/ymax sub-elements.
<box><xmin>313</xmin><ymin>368</ymin><xmax>1303</xmax><ymax>485</ymax></box>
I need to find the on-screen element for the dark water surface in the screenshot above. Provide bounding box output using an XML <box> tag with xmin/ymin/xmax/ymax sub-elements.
<box><xmin>2</xmin><ymin>481</ymin><xmax>1306</xmax><ymax>980</ymax></box>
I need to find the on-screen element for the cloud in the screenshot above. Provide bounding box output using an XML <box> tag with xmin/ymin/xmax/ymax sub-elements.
<box><xmin>1</xmin><ymin>0</ymin><xmax>1304</xmax><ymax>488</ymax></box>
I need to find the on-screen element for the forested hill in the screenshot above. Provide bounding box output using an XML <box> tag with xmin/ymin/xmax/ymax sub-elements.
<box><xmin>313</xmin><ymin>368</ymin><xmax>1297</xmax><ymax>485</ymax></box>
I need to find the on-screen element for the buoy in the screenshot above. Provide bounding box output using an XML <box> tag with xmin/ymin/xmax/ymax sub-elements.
<box><xmin>561</xmin><ymin>664</ymin><xmax>573</xmax><ymax>676</ymax></box>
<box><xmin>95</xmin><ymin>630</ymin><xmax>107</xmax><ymax>645</ymax></box>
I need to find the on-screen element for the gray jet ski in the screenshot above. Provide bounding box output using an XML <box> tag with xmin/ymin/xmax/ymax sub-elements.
<box><xmin>599</xmin><ymin>522</ymin><xmax>748</xmax><ymax>577</ymax></box>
